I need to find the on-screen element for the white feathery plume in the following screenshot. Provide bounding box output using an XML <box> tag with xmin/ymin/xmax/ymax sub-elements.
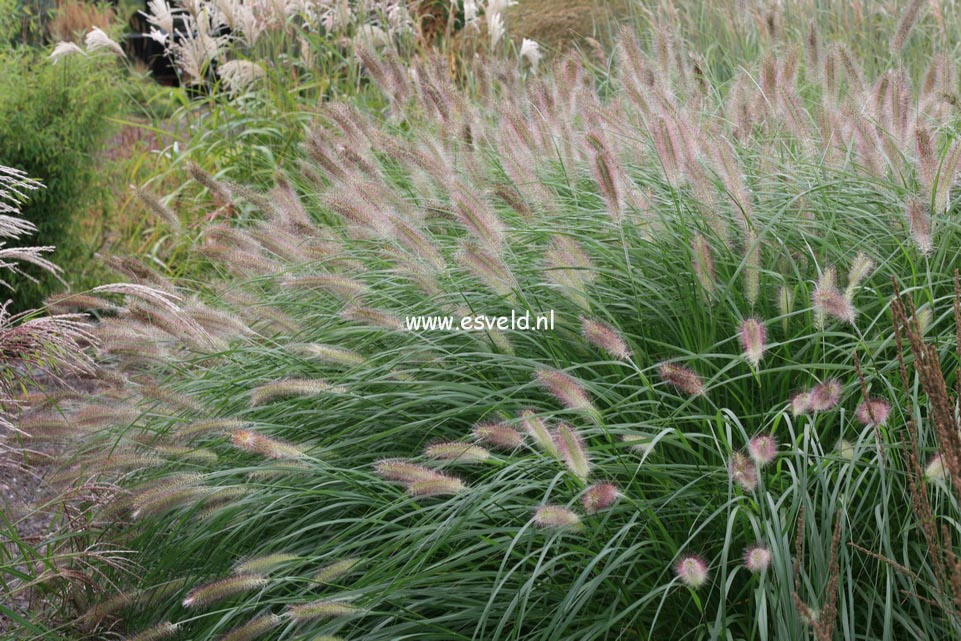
<box><xmin>49</xmin><ymin>42</ymin><xmax>86</xmax><ymax>63</ymax></box>
<box><xmin>85</xmin><ymin>27</ymin><xmax>126</xmax><ymax>57</ymax></box>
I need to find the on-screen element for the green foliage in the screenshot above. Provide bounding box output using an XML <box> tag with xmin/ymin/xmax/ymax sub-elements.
<box><xmin>0</xmin><ymin>48</ymin><xmax>120</xmax><ymax>309</ymax></box>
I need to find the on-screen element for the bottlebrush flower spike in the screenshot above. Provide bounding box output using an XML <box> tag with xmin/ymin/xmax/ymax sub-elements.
<box><xmin>738</xmin><ymin>318</ymin><xmax>767</xmax><ymax>367</ymax></box>
<box><xmin>176</xmin><ymin>418</ymin><xmax>251</xmax><ymax>439</ymax></box>
<box><xmin>905</xmin><ymin>197</ymin><xmax>933</xmax><ymax>254</ymax></box>
<box><xmin>291</xmin><ymin>343</ymin><xmax>365</xmax><ymax>366</ymax></box>
<box><xmin>533</xmin><ymin>505</ymin><xmax>583</xmax><ymax>530</ymax></box>
<box><xmin>424</xmin><ymin>441</ymin><xmax>491</xmax><ymax>462</ymax></box>
<box><xmin>743</xmin><ymin>545</ymin><xmax>771</xmax><ymax>573</ymax></box>
<box><xmin>808</xmin><ymin>379</ymin><xmax>842</xmax><ymax>412</ymax></box>
<box><xmin>520</xmin><ymin>410</ymin><xmax>559</xmax><ymax>457</ymax></box>
<box><xmin>554</xmin><ymin>423</ymin><xmax>592</xmax><ymax>481</ymax></box>
<box><xmin>675</xmin><ymin>555</ymin><xmax>709</xmax><ymax>588</ymax></box>
<box><xmin>536</xmin><ymin>369</ymin><xmax>599</xmax><ymax>417</ymax></box>
<box><xmin>126</xmin><ymin>621</ymin><xmax>179</xmax><ymax>641</ymax></box>
<box><xmin>730</xmin><ymin>451</ymin><xmax>757</xmax><ymax>492</ymax></box>
<box><xmin>218</xmin><ymin>615</ymin><xmax>283</xmax><ymax>641</ymax></box>
<box><xmin>473</xmin><ymin>422</ymin><xmax>524</xmax><ymax>449</ymax></box>
<box><xmin>249</xmin><ymin>378</ymin><xmax>340</xmax><ymax>406</ymax></box>
<box><xmin>374</xmin><ymin>459</ymin><xmax>439</xmax><ymax>483</ymax></box>
<box><xmin>658</xmin><ymin>362</ymin><xmax>706</xmax><ymax>397</ymax></box>
<box><xmin>845</xmin><ymin>252</ymin><xmax>875</xmax><ymax>298</ymax></box>
<box><xmin>580</xmin><ymin>317</ymin><xmax>631</xmax><ymax>360</ymax></box>
<box><xmin>748</xmin><ymin>434</ymin><xmax>777</xmax><ymax>467</ymax></box>
<box><xmin>288</xmin><ymin>600</ymin><xmax>362</xmax><ymax>621</ymax></box>
<box><xmin>855</xmin><ymin>399</ymin><xmax>891</xmax><ymax>426</ymax></box>
<box><xmin>406</xmin><ymin>474</ymin><xmax>466</xmax><ymax>497</ymax></box>
<box><xmin>812</xmin><ymin>285</ymin><xmax>856</xmax><ymax>325</ymax></box>
<box><xmin>314</xmin><ymin>558</ymin><xmax>362</xmax><ymax>583</ymax></box>
<box><xmin>182</xmin><ymin>575</ymin><xmax>268</xmax><ymax>608</ymax></box>
<box><xmin>233</xmin><ymin>553</ymin><xmax>300</xmax><ymax>575</ymax></box>
<box><xmin>231</xmin><ymin>429</ymin><xmax>306</xmax><ymax>460</ymax></box>
<box><xmin>691</xmin><ymin>234</ymin><xmax>716</xmax><ymax>298</ymax></box>
<box><xmin>581</xmin><ymin>482</ymin><xmax>620</xmax><ymax>514</ymax></box>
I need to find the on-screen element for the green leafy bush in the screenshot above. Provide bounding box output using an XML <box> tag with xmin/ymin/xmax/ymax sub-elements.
<box><xmin>0</xmin><ymin>48</ymin><xmax>120</xmax><ymax>309</ymax></box>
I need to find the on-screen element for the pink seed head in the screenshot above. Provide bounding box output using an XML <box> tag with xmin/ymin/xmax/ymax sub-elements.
<box><xmin>812</xmin><ymin>287</ymin><xmax>856</xmax><ymax>324</ymax></box>
<box><xmin>581</xmin><ymin>482</ymin><xmax>620</xmax><ymax>514</ymax></box>
<box><xmin>472</xmin><ymin>422</ymin><xmax>524</xmax><ymax>450</ymax></box>
<box><xmin>536</xmin><ymin>369</ymin><xmax>596</xmax><ymax>414</ymax></box>
<box><xmin>675</xmin><ymin>555</ymin><xmax>709</xmax><ymax>589</ymax></box>
<box><xmin>748</xmin><ymin>434</ymin><xmax>777</xmax><ymax>467</ymax></box>
<box><xmin>855</xmin><ymin>398</ymin><xmax>891</xmax><ymax>426</ymax></box>
<box><xmin>658</xmin><ymin>362</ymin><xmax>706</xmax><ymax>397</ymax></box>
<box><xmin>791</xmin><ymin>392</ymin><xmax>811</xmax><ymax>416</ymax></box>
<box><xmin>743</xmin><ymin>544</ymin><xmax>771</xmax><ymax>573</ymax></box>
<box><xmin>730</xmin><ymin>451</ymin><xmax>757</xmax><ymax>492</ymax></box>
<box><xmin>808</xmin><ymin>379</ymin><xmax>842</xmax><ymax>412</ymax></box>
<box><xmin>580</xmin><ymin>317</ymin><xmax>631</xmax><ymax>360</ymax></box>
<box><xmin>739</xmin><ymin>318</ymin><xmax>767</xmax><ymax>367</ymax></box>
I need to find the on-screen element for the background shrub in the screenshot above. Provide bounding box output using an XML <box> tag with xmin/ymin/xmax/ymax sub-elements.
<box><xmin>0</xmin><ymin>47</ymin><xmax>120</xmax><ymax>309</ymax></box>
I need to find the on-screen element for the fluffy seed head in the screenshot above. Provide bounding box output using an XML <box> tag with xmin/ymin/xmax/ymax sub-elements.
<box><xmin>691</xmin><ymin>234</ymin><xmax>716</xmax><ymax>297</ymax></box>
<box><xmin>217</xmin><ymin>614</ymin><xmax>282</xmax><ymax>641</ymax></box>
<box><xmin>554</xmin><ymin>423</ymin><xmax>592</xmax><ymax>481</ymax></box>
<box><xmin>739</xmin><ymin>318</ymin><xmax>767</xmax><ymax>367</ymax></box>
<box><xmin>813</xmin><ymin>287</ymin><xmax>856</xmax><ymax>325</ymax></box>
<box><xmin>856</xmin><ymin>398</ymin><xmax>891</xmax><ymax>426</ymax></box>
<box><xmin>314</xmin><ymin>558</ymin><xmax>362</xmax><ymax>583</ymax></box>
<box><xmin>846</xmin><ymin>252</ymin><xmax>875</xmax><ymax>294</ymax></box>
<box><xmin>292</xmin><ymin>343</ymin><xmax>365</xmax><ymax>366</ymax></box>
<box><xmin>126</xmin><ymin>621</ymin><xmax>179</xmax><ymax>641</ymax></box>
<box><xmin>675</xmin><ymin>555</ymin><xmax>709</xmax><ymax>589</ymax></box>
<box><xmin>49</xmin><ymin>41</ymin><xmax>85</xmax><ymax>63</ymax></box>
<box><xmin>536</xmin><ymin>369</ymin><xmax>597</xmax><ymax>416</ymax></box>
<box><xmin>791</xmin><ymin>391</ymin><xmax>811</xmax><ymax>416</ymax></box>
<box><xmin>730</xmin><ymin>451</ymin><xmax>758</xmax><ymax>492</ymax></box>
<box><xmin>287</xmin><ymin>600</ymin><xmax>361</xmax><ymax>621</ymax></box>
<box><xmin>905</xmin><ymin>198</ymin><xmax>933</xmax><ymax>254</ymax></box>
<box><xmin>743</xmin><ymin>545</ymin><xmax>771</xmax><ymax>573</ymax></box>
<box><xmin>473</xmin><ymin>422</ymin><xmax>524</xmax><ymax>449</ymax></box>
<box><xmin>748</xmin><ymin>434</ymin><xmax>777</xmax><ymax>467</ymax></box>
<box><xmin>85</xmin><ymin>27</ymin><xmax>126</xmax><ymax>56</ymax></box>
<box><xmin>374</xmin><ymin>459</ymin><xmax>439</xmax><ymax>483</ymax></box>
<box><xmin>231</xmin><ymin>429</ymin><xmax>306</xmax><ymax>460</ymax></box>
<box><xmin>622</xmin><ymin>433</ymin><xmax>655</xmax><ymax>454</ymax></box>
<box><xmin>233</xmin><ymin>553</ymin><xmax>299</xmax><ymax>575</ymax></box>
<box><xmin>182</xmin><ymin>575</ymin><xmax>268</xmax><ymax>608</ymax></box>
<box><xmin>520</xmin><ymin>410</ymin><xmax>559</xmax><ymax>457</ymax></box>
<box><xmin>837</xmin><ymin>439</ymin><xmax>856</xmax><ymax>460</ymax></box>
<box><xmin>808</xmin><ymin>379</ymin><xmax>843</xmax><ymax>412</ymax></box>
<box><xmin>533</xmin><ymin>505</ymin><xmax>582</xmax><ymax>529</ymax></box>
<box><xmin>406</xmin><ymin>475</ymin><xmax>466</xmax><ymax>497</ymax></box>
<box><xmin>249</xmin><ymin>378</ymin><xmax>338</xmax><ymax>406</ymax></box>
<box><xmin>581</xmin><ymin>482</ymin><xmax>620</xmax><ymax>514</ymax></box>
<box><xmin>658</xmin><ymin>362</ymin><xmax>706</xmax><ymax>397</ymax></box>
<box><xmin>580</xmin><ymin>317</ymin><xmax>630</xmax><ymax>360</ymax></box>
<box><xmin>925</xmin><ymin>454</ymin><xmax>947</xmax><ymax>482</ymax></box>
<box><xmin>424</xmin><ymin>441</ymin><xmax>490</xmax><ymax>462</ymax></box>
